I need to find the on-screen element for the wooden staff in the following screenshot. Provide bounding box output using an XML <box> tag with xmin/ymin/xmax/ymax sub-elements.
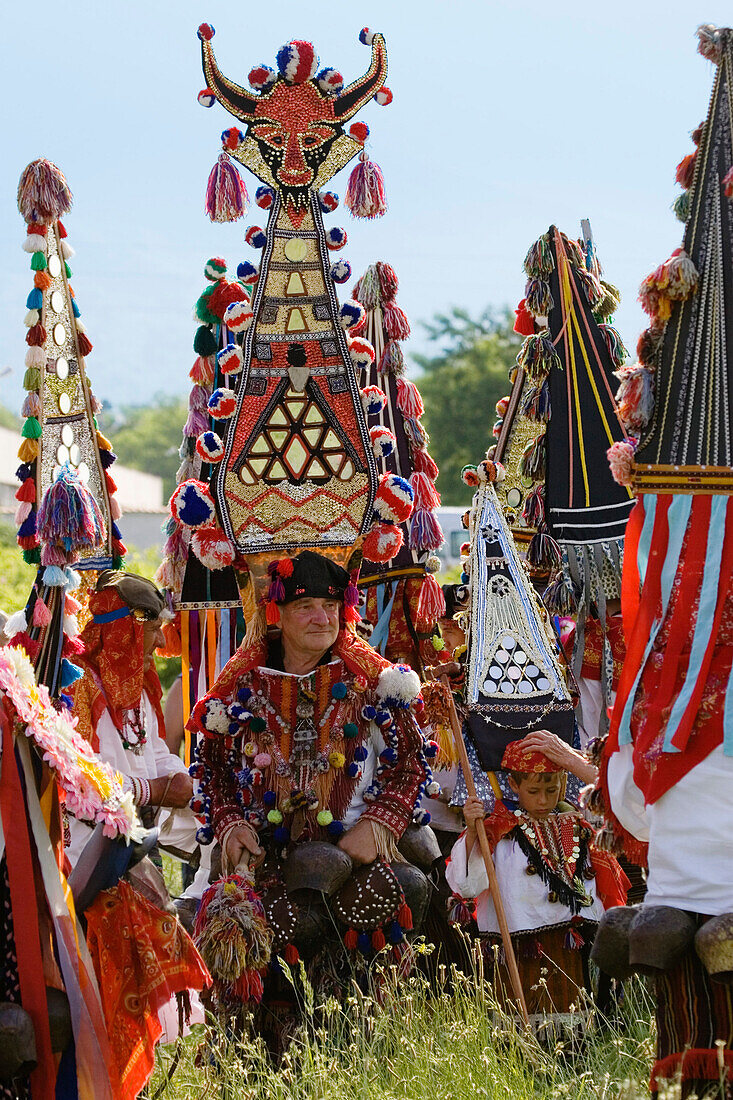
<box><xmin>439</xmin><ymin>675</ymin><xmax>530</xmax><ymax>1027</ymax></box>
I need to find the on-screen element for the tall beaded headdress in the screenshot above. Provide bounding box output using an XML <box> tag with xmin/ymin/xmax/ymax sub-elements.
<box><xmin>606</xmin><ymin>24</ymin><xmax>733</xmax><ymax>806</ymax></box>
<box><xmin>6</xmin><ymin>160</ymin><xmax>124</xmax><ymax>698</ymax></box>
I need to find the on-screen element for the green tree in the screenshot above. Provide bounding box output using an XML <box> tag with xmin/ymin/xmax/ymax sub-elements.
<box><xmin>109</xmin><ymin>394</ymin><xmax>188</xmax><ymax>502</ymax></box>
<box><xmin>0</xmin><ymin>521</ymin><xmax>35</xmax><ymax>614</ymax></box>
<box><xmin>413</xmin><ymin>307</ymin><xmax>521</xmax><ymax>505</ymax></box>
<box><xmin>0</xmin><ymin>403</ymin><xmax>20</xmax><ymax>430</ymax></box>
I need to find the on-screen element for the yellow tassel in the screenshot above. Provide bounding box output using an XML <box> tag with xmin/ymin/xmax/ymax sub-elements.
<box><xmin>18</xmin><ymin>437</ymin><xmax>39</xmax><ymax>462</ymax></box>
<box><xmin>96</xmin><ymin>430</ymin><xmax>113</xmax><ymax>450</ymax></box>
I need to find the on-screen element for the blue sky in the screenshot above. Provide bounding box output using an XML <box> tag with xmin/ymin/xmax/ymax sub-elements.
<box><xmin>0</xmin><ymin>0</ymin><xmax>728</xmax><ymax>418</ymax></box>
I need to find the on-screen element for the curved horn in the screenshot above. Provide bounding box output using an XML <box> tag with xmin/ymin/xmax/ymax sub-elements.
<box><xmin>333</xmin><ymin>33</ymin><xmax>388</xmax><ymax>122</ymax></box>
<box><xmin>201</xmin><ymin>35</ymin><xmax>258</xmax><ymax>120</ymax></box>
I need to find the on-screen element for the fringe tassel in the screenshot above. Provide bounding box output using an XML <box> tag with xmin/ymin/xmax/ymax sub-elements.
<box><xmin>524</xmin><ymin>277</ymin><xmax>553</xmax><ymax>317</ymax></box>
<box><xmin>607</xmin><ymin>441</ymin><xmax>636</xmax><ymax>487</ymax></box>
<box><xmin>615</xmin><ymin>364</ymin><xmax>654</xmax><ymax>433</ymax></box>
<box><xmin>416</xmin><ymin>572</ymin><xmax>446</xmax><ymax>626</ymax></box>
<box><xmin>521</xmin><ymin>378</ymin><xmax>551</xmax><ymax>423</ymax></box>
<box><xmin>409</xmin><ymin>508</ymin><xmax>444</xmax><ymax>551</ymax></box>
<box><xmin>344</xmin><ymin>153</ymin><xmax>387</xmax><ymax>219</ymax></box>
<box><xmin>383</xmin><ymin>303</ymin><xmax>410</xmax><ymax>341</ymax></box>
<box><xmin>516</xmin><ymin>333</ymin><xmax>561</xmax><ymax>380</ymax></box>
<box><xmin>410</xmin><ymin>471</ymin><xmax>441</xmax><ymax>511</ymax></box>
<box><xmin>523</xmin><ymin>232</ymin><xmax>555</xmax><ymax>278</ymax></box>
<box><xmin>378</xmin><ymin>340</ymin><xmax>405</xmax><ymax>375</ymax></box>
<box><xmin>205</xmin><ymin>153</ymin><xmax>249</xmax><ymax>223</ymax></box>
<box><xmin>396</xmin><ymin>378</ymin><xmax>423</xmax><ymax>418</ymax></box>
<box><xmin>413</xmin><ymin>449</ymin><xmax>439</xmax><ymax>479</ymax></box>
<box><xmin>597</xmin><ymin>324</ymin><xmax>628</xmax><ymax>369</ymax></box>
<box><xmin>521</xmin><ymin>484</ymin><xmax>545</xmax><ymax>528</ymax></box>
<box><xmin>543</xmin><ymin>570</ymin><xmax>578</xmax><ymax>615</ymax></box>
<box><xmin>519</xmin><ymin>432</ymin><xmax>546</xmax><ymax>481</ymax></box>
<box><xmin>527</xmin><ymin>527</ymin><xmax>561</xmax><ymax>571</ymax></box>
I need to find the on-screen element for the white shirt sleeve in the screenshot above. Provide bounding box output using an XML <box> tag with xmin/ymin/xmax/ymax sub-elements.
<box><xmin>606</xmin><ymin>742</ymin><xmax>650</xmax><ymax>842</ymax></box>
<box><xmin>445</xmin><ymin>832</ymin><xmax>490</xmax><ymax>899</ymax></box>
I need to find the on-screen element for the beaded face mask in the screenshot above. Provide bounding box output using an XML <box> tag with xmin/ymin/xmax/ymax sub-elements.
<box><xmin>200</xmin><ymin>31</ymin><xmax>387</xmax><ymax>210</ymax></box>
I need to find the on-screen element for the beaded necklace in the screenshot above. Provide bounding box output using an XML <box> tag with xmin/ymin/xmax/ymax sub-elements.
<box><xmin>511</xmin><ymin>809</ymin><xmax>595</xmax><ymax>913</ymax></box>
<box><xmin>120</xmin><ymin>704</ymin><xmax>147</xmax><ymax>754</ymax></box>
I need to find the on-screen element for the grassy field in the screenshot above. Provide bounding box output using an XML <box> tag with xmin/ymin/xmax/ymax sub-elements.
<box><xmin>148</xmin><ymin>952</ymin><xmax>667</xmax><ymax>1100</ymax></box>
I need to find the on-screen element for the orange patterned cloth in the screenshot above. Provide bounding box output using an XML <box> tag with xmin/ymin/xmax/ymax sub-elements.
<box><xmin>85</xmin><ymin>881</ymin><xmax>210</xmax><ymax>1100</ymax></box>
<box><xmin>73</xmin><ymin>587</ymin><xmax>165</xmax><ymax>749</ymax></box>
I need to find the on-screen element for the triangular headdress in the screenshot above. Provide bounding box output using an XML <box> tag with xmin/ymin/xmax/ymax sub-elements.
<box><xmin>501</xmin><ymin>225</ymin><xmax>634</xmax><ymax>722</ymax></box>
<box><xmin>605</xmin><ymin>25</ymin><xmax>733</xmax><ymax>814</ymax></box>
<box><xmin>7</xmin><ymin>160</ymin><xmax>123</xmax><ymax>698</ymax></box>
<box><xmin>161</xmin><ymin>27</ymin><xmax>410</xmax><ymax>725</ymax></box>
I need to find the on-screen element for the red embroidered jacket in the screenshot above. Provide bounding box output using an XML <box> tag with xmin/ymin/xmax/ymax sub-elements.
<box><xmin>189</xmin><ymin>630</ymin><xmax>428</xmax><ymax>846</ymax></box>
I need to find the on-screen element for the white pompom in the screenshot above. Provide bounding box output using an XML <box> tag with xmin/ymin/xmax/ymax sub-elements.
<box><xmin>376</xmin><ymin>663</ymin><xmax>422</xmax><ymax>705</ymax></box>
<box><xmin>60</xmin><ymin>241</ymin><xmax>75</xmax><ymax>260</ymax></box>
<box><xmin>4</xmin><ymin>610</ymin><xmax>28</xmax><ymax>638</ymax></box>
<box><xmin>202</xmin><ymin>698</ymin><xmax>231</xmax><ymax>735</ymax></box>
<box><xmin>23</xmin><ymin>234</ymin><xmax>46</xmax><ymax>253</ymax></box>
<box><xmin>24</xmin><ymin>310</ymin><xmax>39</xmax><ymax>328</ymax></box>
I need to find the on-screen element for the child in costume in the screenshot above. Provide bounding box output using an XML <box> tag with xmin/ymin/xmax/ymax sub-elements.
<box><xmin>447</xmin><ymin>738</ymin><xmax>628</xmax><ymax>1028</ymax></box>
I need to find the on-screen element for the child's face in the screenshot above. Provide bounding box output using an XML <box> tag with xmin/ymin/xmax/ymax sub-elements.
<box><xmin>508</xmin><ymin>773</ymin><xmax>562</xmax><ymax>820</ymax></box>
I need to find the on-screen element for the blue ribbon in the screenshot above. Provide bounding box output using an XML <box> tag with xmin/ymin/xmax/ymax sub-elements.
<box><xmin>92</xmin><ymin>606</ymin><xmax>132</xmax><ymax>623</ymax></box>
<box><xmin>369</xmin><ymin>583</ymin><xmax>398</xmax><ymax>655</ymax></box>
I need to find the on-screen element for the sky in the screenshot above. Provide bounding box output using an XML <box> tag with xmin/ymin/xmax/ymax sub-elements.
<box><xmin>0</xmin><ymin>0</ymin><xmax>728</xmax><ymax>421</ymax></box>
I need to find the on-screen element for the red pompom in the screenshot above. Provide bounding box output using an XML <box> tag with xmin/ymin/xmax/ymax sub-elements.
<box><xmin>15</xmin><ymin>479</ymin><xmax>36</xmax><ymax>503</ymax></box>
<box><xmin>513</xmin><ymin>298</ymin><xmax>536</xmax><ymax>336</ymax></box>
<box><xmin>284</xmin><ymin>944</ymin><xmax>299</xmax><ymax>965</ymax></box>
<box><xmin>362</xmin><ymin>522</ymin><xmax>403</xmax><ymax>563</ymax></box>
<box><xmin>198</xmin><ymin>22</ymin><xmax>215</xmax><ymax>40</ymax></box>
<box><xmin>349</xmin><ymin>121</ymin><xmax>370</xmax><ymax>143</ymax></box>
<box><xmin>278</xmin><ymin>557</ymin><xmax>294</xmax><ymax>577</ymax></box>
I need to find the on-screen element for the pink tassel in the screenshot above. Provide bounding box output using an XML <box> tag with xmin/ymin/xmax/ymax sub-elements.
<box><xmin>607</xmin><ymin>441</ymin><xmax>635</xmax><ymax>487</ymax></box>
<box><xmin>416</xmin><ymin>572</ymin><xmax>446</xmax><ymax>624</ymax></box>
<box><xmin>345</xmin><ymin>153</ymin><xmax>387</xmax><ymax>219</ymax></box>
<box><xmin>33</xmin><ymin>598</ymin><xmax>53</xmax><ymax>627</ymax></box>
<box><xmin>724</xmin><ymin>166</ymin><xmax>733</xmax><ymax>199</ymax></box>
<box><xmin>410</xmin><ymin>471</ymin><xmax>441</xmax><ymax>510</ymax></box>
<box><xmin>64</xmin><ymin>595</ymin><xmax>82</xmax><ymax>615</ymax></box>
<box><xmin>110</xmin><ymin>495</ymin><xmax>122</xmax><ymax>521</ymax></box>
<box><xmin>205</xmin><ymin>153</ymin><xmax>249</xmax><ymax>223</ymax></box>
<box><xmin>184</xmin><ymin>407</ymin><xmax>209</xmax><ymax>438</ymax></box>
<box><xmin>383</xmin><ymin>303</ymin><xmax>411</xmax><ymax>341</ymax></box>
<box><xmin>396</xmin><ymin>378</ymin><xmax>423</xmax><ymax>419</ymax></box>
<box><xmin>189</xmin><ymin>384</ymin><xmax>209</xmax><ymax>412</ymax></box>
<box><xmin>14</xmin><ymin>501</ymin><xmax>32</xmax><ymax>525</ymax></box>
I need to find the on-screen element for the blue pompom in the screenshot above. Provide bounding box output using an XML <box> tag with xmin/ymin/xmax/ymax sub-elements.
<box><xmin>26</xmin><ymin>288</ymin><xmax>43</xmax><ymax>310</ymax></box>
<box><xmin>331</xmin><ymin>681</ymin><xmax>348</xmax><ymax>700</ymax></box>
<box><xmin>361</xmin><ymin>704</ymin><xmax>376</xmax><ymax>721</ymax></box>
<box><xmin>347</xmin><ymin>762</ymin><xmax>362</xmax><ymax>779</ymax></box>
<box><xmin>379</xmin><ymin>747</ymin><xmax>398</xmax><ymax>765</ymax></box>
<box><xmin>16</xmin><ymin>463</ymin><xmax>33</xmax><ymax>482</ymax></box>
<box><xmin>238</xmin><ymin>686</ymin><xmax>253</xmax><ymax>704</ymax></box>
<box><xmin>236</xmin><ymin>260</ymin><xmax>259</xmax><ymax>285</ymax></box>
<box><xmin>71</xmin><ymin>298</ymin><xmax>81</xmax><ymax>318</ymax></box>
<box><xmin>327</xmin><ymin>819</ymin><xmax>344</xmax><ymax>837</ymax></box>
<box><xmin>196</xmin><ymin>825</ymin><xmax>214</xmax><ymax>845</ymax></box>
<box><xmin>353</xmin><ymin>745</ymin><xmax>368</xmax><ymax>762</ymax></box>
<box><xmin>330</xmin><ymin>260</ymin><xmax>352</xmax><ymax>284</ymax></box>
<box><xmin>263</xmin><ymin>789</ymin><xmax>277</xmax><ymax>807</ymax></box>
<box><xmin>273</xmin><ymin>826</ymin><xmax>290</xmax><ymax>844</ymax></box>
<box><xmin>339</xmin><ymin>299</ymin><xmax>364</xmax><ymax>330</ymax></box>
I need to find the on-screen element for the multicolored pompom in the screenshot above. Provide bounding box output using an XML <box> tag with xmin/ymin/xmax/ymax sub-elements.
<box><xmin>316</xmin><ymin>67</ymin><xmax>344</xmax><ymax>96</ymax></box>
<box><xmin>223</xmin><ymin>300</ymin><xmax>254</xmax><ymax>333</ymax></box>
<box><xmin>255</xmin><ymin>186</ymin><xmax>275</xmax><ymax>210</ymax></box>
<box><xmin>245</xmin><ymin>226</ymin><xmax>267</xmax><ymax>249</ymax></box>
<box><xmin>369</xmin><ymin>426</ymin><xmax>396</xmax><ymax>459</ymax></box>
<box><xmin>217</xmin><ymin>343</ymin><xmax>244</xmax><ymax>375</ymax></box>
<box><xmin>204</xmin><ymin>257</ymin><xmax>227</xmax><ymax>282</ymax></box>
<box><xmin>198</xmin><ymin>87</ymin><xmax>216</xmax><ymax>108</ymax></box>
<box><xmin>208</xmin><ymin>388</ymin><xmax>238</xmax><ymax>420</ymax></box>
<box><xmin>362</xmin><ymin>522</ymin><xmax>403</xmax><ymax>563</ymax></box>
<box><xmin>221</xmin><ymin>127</ymin><xmax>245</xmax><ymax>151</ymax></box>
<box><xmin>359</xmin><ymin>28</ymin><xmax>376</xmax><ymax>45</ymax></box>
<box><xmin>192</xmin><ymin>525</ymin><xmax>236</xmax><ymax>569</ymax></box>
<box><xmin>374</xmin><ymin>86</ymin><xmax>393</xmax><ymax>106</ymax></box>
<box><xmin>248</xmin><ymin>65</ymin><xmax>278</xmax><ymax>92</ymax></box>
<box><xmin>325</xmin><ymin>227</ymin><xmax>347</xmax><ymax>251</ymax></box>
<box><xmin>330</xmin><ymin>260</ymin><xmax>351</xmax><ymax>284</ymax></box>
<box><xmin>236</xmin><ymin>260</ymin><xmax>259</xmax><ymax>285</ymax></box>
<box><xmin>339</xmin><ymin>299</ymin><xmax>365</xmax><ymax>330</ymax></box>
<box><xmin>170</xmin><ymin>480</ymin><xmax>216</xmax><ymax>529</ymax></box>
<box><xmin>276</xmin><ymin>40</ymin><xmax>319</xmax><ymax>84</ymax></box>
<box><xmin>373</xmin><ymin>472</ymin><xmax>414</xmax><ymax>525</ymax></box>
<box><xmin>348</xmin><ymin>336</ymin><xmax>376</xmax><ymax>370</ymax></box>
<box><xmin>361</xmin><ymin>385</ymin><xmax>387</xmax><ymax>416</ymax></box>
<box><xmin>349</xmin><ymin>122</ymin><xmax>370</xmax><ymax>143</ymax></box>
<box><xmin>319</xmin><ymin>191</ymin><xmax>339</xmax><ymax>213</ymax></box>
<box><xmin>196</xmin><ymin>431</ymin><xmax>225</xmax><ymax>463</ymax></box>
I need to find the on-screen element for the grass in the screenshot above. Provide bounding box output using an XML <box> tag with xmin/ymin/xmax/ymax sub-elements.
<box><xmin>148</xmin><ymin>948</ymin><xmax>662</xmax><ymax>1100</ymax></box>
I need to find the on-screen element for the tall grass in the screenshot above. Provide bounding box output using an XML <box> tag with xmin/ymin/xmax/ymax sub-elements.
<box><xmin>150</xmin><ymin>950</ymin><xmax>661</xmax><ymax>1100</ymax></box>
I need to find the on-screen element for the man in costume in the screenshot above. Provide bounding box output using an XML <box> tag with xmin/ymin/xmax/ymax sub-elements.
<box><xmin>595</xmin><ymin>24</ymin><xmax>733</xmax><ymax>1097</ymax></box>
<box><xmin>69</xmin><ymin>570</ymin><xmax>193</xmax><ymax>864</ymax></box>
<box><xmin>189</xmin><ymin>551</ymin><xmax>430</xmax><ymax>1048</ymax></box>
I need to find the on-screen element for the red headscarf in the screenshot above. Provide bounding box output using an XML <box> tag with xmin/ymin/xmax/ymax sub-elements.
<box><xmin>501</xmin><ymin>739</ymin><xmax>562</xmax><ymax>774</ymax></box>
<box><xmin>73</xmin><ymin>587</ymin><xmax>165</xmax><ymax>748</ymax></box>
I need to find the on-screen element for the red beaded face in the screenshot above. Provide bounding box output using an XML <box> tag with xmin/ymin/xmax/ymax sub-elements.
<box><xmin>249</xmin><ymin>83</ymin><xmax>340</xmax><ymax>193</ymax></box>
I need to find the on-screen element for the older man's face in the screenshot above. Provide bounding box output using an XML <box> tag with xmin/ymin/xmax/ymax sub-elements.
<box><xmin>279</xmin><ymin>597</ymin><xmax>341</xmax><ymax>664</ymax></box>
<box><xmin>142</xmin><ymin>618</ymin><xmax>166</xmax><ymax>671</ymax></box>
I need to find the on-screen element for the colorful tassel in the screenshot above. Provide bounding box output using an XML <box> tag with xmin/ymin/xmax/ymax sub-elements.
<box><xmin>527</xmin><ymin>528</ymin><xmax>561</xmax><ymax>571</ymax></box>
<box><xmin>409</xmin><ymin>508</ymin><xmax>444</xmax><ymax>551</ymax></box>
<box><xmin>383</xmin><ymin>302</ymin><xmax>410</xmax><ymax>341</ymax></box>
<box><xmin>598</xmin><ymin>324</ymin><xmax>628</xmax><ymax>369</ymax></box>
<box><xmin>205</xmin><ymin>153</ymin><xmax>249</xmax><ymax>222</ymax></box>
<box><xmin>37</xmin><ymin>464</ymin><xmax>106</xmax><ymax>555</ymax></box>
<box><xmin>378</xmin><ymin>340</ymin><xmax>404</xmax><ymax>375</ymax></box>
<box><xmin>519</xmin><ymin>432</ymin><xmax>546</xmax><ymax>481</ymax></box>
<box><xmin>416</xmin><ymin>572</ymin><xmax>446</xmax><ymax>626</ymax></box>
<box><xmin>615</xmin><ymin>365</ymin><xmax>655</xmax><ymax>432</ymax></box>
<box><xmin>344</xmin><ymin>153</ymin><xmax>387</xmax><ymax>219</ymax></box>
<box><xmin>521</xmin><ymin>378</ymin><xmax>551</xmax><ymax>423</ymax></box>
<box><xmin>523</xmin><ymin>232</ymin><xmax>554</xmax><ymax>278</ymax></box>
<box><xmin>524</xmin><ymin>277</ymin><xmax>553</xmax><ymax>317</ymax></box>
<box><xmin>17</xmin><ymin>159</ymin><xmax>72</xmax><ymax>222</ymax></box>
<box><xmin>395</xmin><ymin>378</ymin><xmax>423</xmax><ymax>419</ymax></box>
<box><xmin>521</xmin><ymin>484</ymin><xmax>545</xmax><ymax>528</ymax></box>
<box><xmin>410</xmin><ymin>471</ymin><xmax>440</xmax><ymax>511</ymax></box>
<box><xmin>607</xmin><ymin>440</ymin><xmax>636</xmax><ymax>487</ymax></box>
<box><xmin>675</xmin><ymin>152</ymin><xmax>696</xmax><ymax>190</ymax></box>
<box><xmin>516</xmin><ymin>333</ymin><xmax>561</xmax><ymax>380</ymax></box>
